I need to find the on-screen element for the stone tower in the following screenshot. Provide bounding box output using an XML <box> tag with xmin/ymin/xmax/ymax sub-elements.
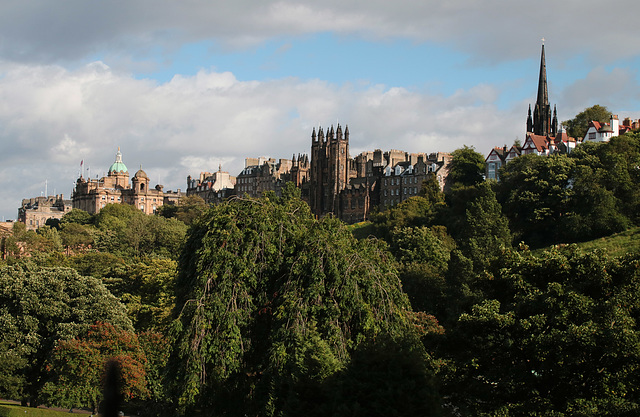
<box><xmin>310</xmin><ymin>124</ymin><xmax>350</xmax><ymax>217</ymax></box>
<box><xmin>527</xmin><ymin>43</ymin><xmax>558</xmax><ymax>137</ymax></box>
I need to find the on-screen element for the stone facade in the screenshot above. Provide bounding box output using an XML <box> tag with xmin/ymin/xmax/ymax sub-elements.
<box><xmin>72</xmin><ymin>148</ymin><xmax>181</xmax><ymax>215</ymax></box>
<box><xmin>187</xmin><ymin>167</ymin><xmax>237</xmax><ymax>204</ymax></box>
<box><xmin>309</xmin><ymin>124</ymin><xmax>451</xmax><ymax>223</ymax></box>
<box><xmin>18</xmin><ymin>195</ymin><xmax>72</xmax><ymax>230</ymax></box>
<box><xmin>235</xmin><ymin>156</ymin><xmax>310</xmax><ymax>199</ymax></box>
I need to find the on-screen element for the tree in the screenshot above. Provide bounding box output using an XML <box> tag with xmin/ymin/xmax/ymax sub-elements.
<box><xmin>497</xmin><ymin>153</ymin><xmax>575</xmax><ymax>247</ymax></box>
<box><xmin>0</xmin><ymin>265</ymin><xmax>132</xmax><ymax>406</ymax></box>
<box><xmin>156</xmin><ymin>195</ymin><xmax>207</xmax><ymax>226</ymax></box>
<box><xmin>42</xmin><ymin>322</ymin><xmax>149</xmax><ymax>414</ymax></box>
<box><xmin>562</xmin><ymin>104</ymin><xmax>612</xmax><ymax>140</ymax></box>
<box><xmin>60</xmin><ymin>208</ymin><xmax>94</xmax><ymax>226</ymax></box>
<box><xmin>440</xmin><ymin>246</ymin><xmax>640</xmax><ymax>416</ymax></box>
<box><xmin>370</xmin><ymin>196</ymin><xmax>438</xmax><ymax>240</ymax></box>
<box><xmin>389</xmin><ymin>225</ymin><xmax>454</xmax><ymax>315</ymax></box>
<box><xmin>448</xmin><ymin>145</ymin><xmax>486</xmax><ymax>186</ymax></box>
<box><xmin>447</xmin><ymin>181</ymin><xmax>511</xmax><ymax>270</ymax></box>
<box><xmin>167</xmin><ymin>193</ymin><xmax>437</xmax><ymax>416</ymax></box>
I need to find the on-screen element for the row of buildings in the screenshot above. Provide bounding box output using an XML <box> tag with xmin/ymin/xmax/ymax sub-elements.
<box><xmin>185</xmin><ymin>123</ymin><xmax>452</xmax><ymax>224</ymax></box>
<box><xmin>18</xmin><ymin>131</ymin><xmax>452</xmax><ymax>229</ymax></box>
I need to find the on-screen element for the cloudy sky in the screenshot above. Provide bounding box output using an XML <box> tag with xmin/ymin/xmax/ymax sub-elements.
<box><xmin>2</xmin><ymin>0</ymin><xmax>640</xmax><ymax>220</ymax></box>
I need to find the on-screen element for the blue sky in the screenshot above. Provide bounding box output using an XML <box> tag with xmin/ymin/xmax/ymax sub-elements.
<box><xmin>1</xmin><ymin>0</ymin><xmax>640</xmax><ymax>220</ymax></box>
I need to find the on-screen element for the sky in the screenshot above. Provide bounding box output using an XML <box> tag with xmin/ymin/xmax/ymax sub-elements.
<box><xmin>2</xmin><ymin>0</ymin><xmax>640</xmax><ymax>220</ymax></box>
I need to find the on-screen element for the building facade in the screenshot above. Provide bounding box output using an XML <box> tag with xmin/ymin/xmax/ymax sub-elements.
<box><xmin>18</xmin><ymin>195</ymin><xmax>72</xmax><ymax>230</ymax></box>
<box><xmin>308</xmin><ymin>124</ymin><xmax>451</xmax><ymax>223</ymax></box>
<box><xmin>187</xmin><ymin>167</ymin><xmax>237</xmax><ymax>204</ymax></box>
<box><xmin>72</xmin><ymin>148</ymin><xmax>180</xmax><ymax>214</ymax></box>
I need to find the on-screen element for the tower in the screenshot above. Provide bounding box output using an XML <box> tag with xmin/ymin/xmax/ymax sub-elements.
<box><xmin>528</xmin><ymin>43</ymin><xmax>558</xmax><ymax>137</ymax></box>
<box><xmin>309</xmin><ymin>124</ymin><xmax>350</xmax><ymax>217</ymax></box>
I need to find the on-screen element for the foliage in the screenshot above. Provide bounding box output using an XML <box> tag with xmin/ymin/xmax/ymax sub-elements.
<box><xmin>440</xmin><ymin>246</ymin><xmax>640</xmax><ymax>416</ymax></box>
<box><xmin>60</xmin><ymin>208</ymin><xmax>94</xmax><ymax>226</ymax></box>
<box><xmin>92</xmin><ymin>204</ymin><xmax>187</xmax><ymax>259</ymax></box>
<box><xmin>446</xmin><ymin>181</ymin><xmax>511</xmax><ymax>269</ymax></box>
<box><xmin>370</xmin><ymin>196</ymin><xmax>439</xmax><ymax>240</ymax></box>
<box><xmin>569</xmin><ymin>133</ymin><xmax>640</xmax><ymax>226</ymax></box>
<box><xmin>156</xmin><ymin>195</ymin><xmax>208</xmax><ymax>226</ymax></box>
<box><xmin>41</xmin><ymin>322</ymin><xmax>149</xmax><ymax>413</ymax></box>
<box><xmin>167</xmin><ymin>193</ymin><xmax>435</xmax><ymax>416</ymax></box>
<box><xmin>420</xmin><ymin>173</ymin><xmax>445</xmax><ymax>204</ymax></box>
<box><xmin>562</xmin><ymin>104</ymin><xmax>612</xmax><ymax>140</ymax></box>
<box><xmin>389</xmin><ymin>225</ymin><xmax>455</xmax><ymax>314</ymax></box>
<box><xmin>448</xmin><ymin>145</ymin><xmax>486</xmax><ymax>186</ymax></box>
<box><xmin>124</xmin><ymin>259</ymin><xmax>177</xmax><ymax>332</ymax></box>
<box><xmin>497</xmin><ymin>153</ymin><xmax>574</xmax><ymax>247</ymax></box>
<box><xmin>0</xmin><ymin>265</ymin><xmax>131</xmax><ymax>405</ymax></box>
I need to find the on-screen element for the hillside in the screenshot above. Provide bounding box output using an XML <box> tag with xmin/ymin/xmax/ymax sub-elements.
<box><xmin>570</xmin><ymin>226</ymin><xmax>640</xmax><ymax>257</ymax></box>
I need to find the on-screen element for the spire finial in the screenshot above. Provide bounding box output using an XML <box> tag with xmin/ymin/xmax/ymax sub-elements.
<box><xmin>542</xmin><ymin>37</ymin><xmax>545</xmax><ymax>45</ymax></box>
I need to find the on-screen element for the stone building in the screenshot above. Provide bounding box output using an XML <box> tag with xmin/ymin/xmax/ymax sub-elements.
<box><xmin>235</xmin><ymin>156</ymin><xmax>309</xmax><ymax>199</ymax></box>
<box><xmin>309</xmin><ymin>124</ymin><xmax>451</xmax><ymax>223</ymax></box>
<box><xmin>378</xmin><ymin>153</ymin><xmax>451</xmax><ymax>210</ymax></box>
<box><xmin>187</xmin><ymin>166</ymin><xmax>236</xmax><ymax>204</ymax></box>
<box><xmin>18</xmin><ymin>195</ymin><xmax>72</xmax><ymax>230</ymax></box>
<box><xmin>72</xmin><ymin>148</ymin><xmax>180</xmax><ymax>214</ymax></box>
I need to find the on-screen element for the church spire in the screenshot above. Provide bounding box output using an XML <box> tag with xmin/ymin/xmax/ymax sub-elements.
<box><xmin>536</xmin><ymin>43</ymin><xmax>549</xmax><ymax>109</ymax></box>
<box><xmin>529</xmin><ymin>41</ymin><xmax>555</xmax><ymax>137</ymax></box>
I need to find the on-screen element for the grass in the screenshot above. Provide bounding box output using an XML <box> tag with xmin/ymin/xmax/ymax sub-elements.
<box><xmin>570</xmin><ymin>226</ymin><xmax>640</xmax><ymax>257</ymax></box>
<box><xmin>0</xmin><ymin>402</ymin><xmax>89</xmax><ymax>417</ymax></box>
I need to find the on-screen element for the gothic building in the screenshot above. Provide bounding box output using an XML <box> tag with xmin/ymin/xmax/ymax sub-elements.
<box><xmin>309</xmin><ymin>124</ymin><xmax>451</xmax><ymax>223</ymax></box>
<box><xmin>526</xmin><ymin>43</ymin><xmax>558</xmax><ymax>137</ymax></box>
<box><xmin>310</xmin><ymin>124</ymin><xmax>351</xmax><ymax>217</ymax></box>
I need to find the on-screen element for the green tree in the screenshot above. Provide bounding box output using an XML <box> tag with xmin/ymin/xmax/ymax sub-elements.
<box><xmin>0</xmin><ymin>265</ymin><xmax>131</xmax><ymax>406</ymax></box>
<box><xmin>440</xmin><ymin>246</ymin><xmax>640</xmax><ymax>416</ymax></box>
<box><xmin>371</xmin><ymin>196</ymin><xmax>438</xmax><ymax>240</ymax></box>
<box><xmin>390</xmin><ymin>225</ymin><xmax>455</xmax><ymax>315</ymax></box>
<box><xmin>60</xmin><ymin>208</ymin><xmax>94</xmax><ymax>226</ymax></box>
<box><xmin>167</xmin><ymin>193</ymin><xmax>436</xmax><ymax>416</ymax></box>
<box><xmin>448</xmin><ymin>145</ymin><xmax>486</xmax><ymax>186</ymax></box>
<box><xmin>156</xmin><ymin>195</ymin><xmax>207</xmax><ymax>226</ymax></box>
<box><xmin>562</xmin><ymin>104</ymin><xmax>612</xmax><ymax>140</ymax></box>
<box><xmin>447</xmin><ymin>181</ymin><xmax>511</xmax><ymax>270</ymax></box>
<box><xmin>497</xmin><ymin>153</ymin><xmax>574</xmax><ymax>247</ymax></box>
<box><xmin>42</xmin><ymin>322</ymin><xmax>149</xmax><ymax>414</ymax></box>
<box><xmin>124</xmin><ymin>259</ymin><xmax>177</xmax><ymax>332</ymax></box>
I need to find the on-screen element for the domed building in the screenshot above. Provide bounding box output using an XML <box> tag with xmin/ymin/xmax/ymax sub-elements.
<box><xmin>72</xmin><ymin>148</ymin><xmax>181</xmax><ymax>214</ymax></box>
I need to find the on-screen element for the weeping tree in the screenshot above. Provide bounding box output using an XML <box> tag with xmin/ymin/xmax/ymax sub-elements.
<box><xmin>167</xmin><ymin>187</ymin><xmax>440</xmax><ymax>416</ymax></box>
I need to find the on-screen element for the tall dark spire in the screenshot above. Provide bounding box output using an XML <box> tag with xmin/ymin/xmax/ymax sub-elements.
<box><xmin>528</xmin><ymin>42</ymin><xmax>554</xmax><ymax>136</ymax></box>
<box><xmin>536</xmin><ymin>44</ymin><xmax>549</xmax><ymax>110</ymax></box>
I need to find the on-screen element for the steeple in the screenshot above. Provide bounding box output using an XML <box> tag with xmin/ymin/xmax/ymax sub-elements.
<box><xmin>529</xmin><ymin>42</ymin><xmax>555</xmax><ymax>137</ymax></box>
<box><xmin>536</xmin><ymin>43</ymin><xmax>549</xmax><ymax>110</ymax></box>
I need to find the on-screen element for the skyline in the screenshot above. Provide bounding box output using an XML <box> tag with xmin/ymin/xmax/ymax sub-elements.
<box><xmin>2</xmin><ymin>1</ymin><xmax>640</xmax><ymax>220</ymax></box>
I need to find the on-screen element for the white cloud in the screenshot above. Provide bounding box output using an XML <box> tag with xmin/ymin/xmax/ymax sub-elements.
<box><xmin>3</xmin><ymin>0</ymin><xmax>640</xmax><ymax>66</ymax></box>
<box><xmin>0</xmin><ymin>61</ymin><xmax>519</xmax><ymax>219</ymax></box>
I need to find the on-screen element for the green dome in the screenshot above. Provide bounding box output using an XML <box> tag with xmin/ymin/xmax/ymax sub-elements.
<box><xmin>109</xmin><ymin>148</ymin><xmax>128</xmax><ymax>174</ymax></box>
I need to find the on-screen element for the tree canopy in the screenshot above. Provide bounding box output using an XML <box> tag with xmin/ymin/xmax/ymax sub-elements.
<box><xmin>448</xmin><ymin>145</ymin><xmax>486</xmax><ymax>186</ymax></box>
<box><xmin>0</xmin><ymin>265</ymin><xmax>132</xmax><ymax>405</ymax></box>
<box><xmin>167</xmin><ymin>192</ymin><xmax>438</xmax><ymax>416</ymax></box>
<box><xmin>562</xmin><ymin>104</ymin><xmax>612</xmax><ymax>140</ymax></box>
